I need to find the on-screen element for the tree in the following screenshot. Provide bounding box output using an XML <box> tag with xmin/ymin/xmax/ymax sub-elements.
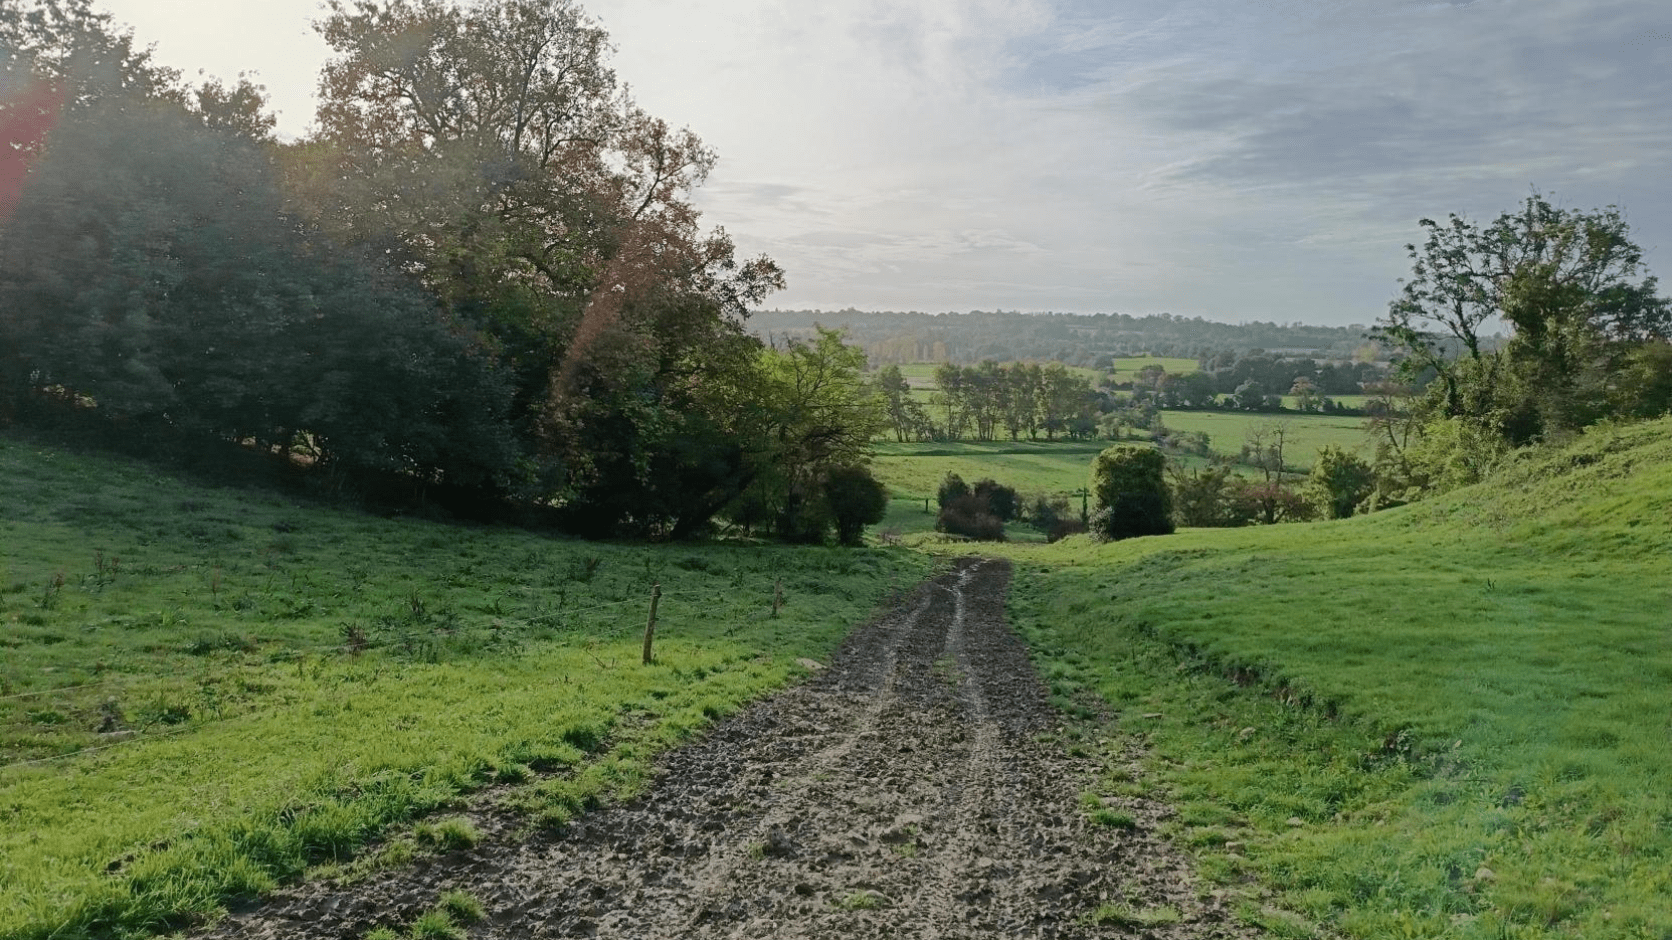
<box><xmin>1289</xmin><ymin>376</ymin><xmax>1319</xmax><ymax>412</ymax></box>
<box><xmin>1089</xmin><ymin>445</ymin><xmax>1173</xmax><ymax>540</ymax></box>
<box><xmin>300</xmin><ymin>0</ymin><xmax>793</xmax><ymax>529</ymax></box>
<box><xmin>0</xmin><ymin>19</ymin><xmax>523</xmax><ymax>489</ymax></box>
<box><xmin>727</xmin><ymin>328</ymin><xmax>884</xmax><ymax>542</ymax></box>
<box><xmin>1305</xmin><ymin>445</ymin><xmax>1375</xmax><ymax>519</ymax></box>
<box><xmin>1376</xmin><ymin>193</ymin><xmax>1671</xmax><ymax>440</ymax></box>
<box><xmin>822</xmin><ymin>464</ymin><xmax>888</xmax><ymax>546</ymax></box>
<box><xmin>1168</xmin><ymin>464</ymin><xmax>1241</xmax><ymax>528</ymax></box>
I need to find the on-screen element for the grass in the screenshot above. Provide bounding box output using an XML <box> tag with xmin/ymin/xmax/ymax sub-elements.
<box><xmin>870</xmin><ymin>438</ymin><xmax>1106</xmax><ymax>501</ymax></box>
<box><xmin>1158</xmin><ymin>409</ymin><xmax>1374</xmax><ymax>469</ymax></box>
<box><xmin>1088</xmin><ymin>902</ymin><xmax>1183</xmax><ymax>928</ymax></box>
<box><xmin>1107</xmin><ymin>356</ymin><xmax>1199</xmax><ymax>381</ymax></box>
<box><xmin>0</xmin><ymin>432</ymin><xmax>931</xmax><ymax>939</ymax></box>
<box><xmin>992</xmin><ymin>417</ymin><xmax>1672</xmax><ymax>939</ymax></box>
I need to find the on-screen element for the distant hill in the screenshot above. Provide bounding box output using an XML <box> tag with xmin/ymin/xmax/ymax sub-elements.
<box><xmin>747</xmin><ymin>309</ymin><xmax>1382</xmax><ymax>367</ymax></box>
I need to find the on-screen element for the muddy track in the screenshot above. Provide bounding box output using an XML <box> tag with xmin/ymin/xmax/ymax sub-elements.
<box><xmin>205</xmin><ymin>558</ymin><xmax>1257</xmax><ymax>939</ymax></box>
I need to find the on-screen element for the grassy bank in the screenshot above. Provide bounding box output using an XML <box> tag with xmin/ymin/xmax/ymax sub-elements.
<box><xmin>999</xmin><ymin>418</ymin><xmax>1672</xmax><ymax>938</ymax></box>
<box><xmin>0</xmin><ymin>435</ymin><xmax>932</xmax><ymax>938</ymax></box>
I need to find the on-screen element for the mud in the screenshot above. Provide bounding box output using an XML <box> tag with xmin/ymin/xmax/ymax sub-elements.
<box><xmin>204</xmin><ymin>558</ymin><xmax>1257</xmax><ymax>939</ymax></box>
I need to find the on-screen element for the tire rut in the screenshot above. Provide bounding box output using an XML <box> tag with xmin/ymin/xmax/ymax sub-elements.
<box><xmin>202</xmin><ymin>558</ymin><xmax>1259</xmax><ymax>939</ymax></box>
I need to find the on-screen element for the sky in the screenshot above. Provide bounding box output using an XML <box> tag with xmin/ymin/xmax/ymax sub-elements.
<box><xmin>93</xmin><ymin>0</ymin><xmax>1672</xmax><ymax>327</ymax></box>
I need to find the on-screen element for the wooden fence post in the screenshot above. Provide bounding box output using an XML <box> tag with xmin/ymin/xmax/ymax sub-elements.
<box><xmin>772</xmin><ymin>578</ymin><xmax>782</xmax><ymax>619</ymax></box>
<box><xmin>642</xmin><ymin>583</ymin><xmax>661</xmax><ymax>665</ymax></box>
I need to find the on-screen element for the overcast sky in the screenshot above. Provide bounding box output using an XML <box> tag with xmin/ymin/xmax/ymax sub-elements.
<box><xmin>94</xmin><ymin>0</ymin><xmax>1672</xmax><ymax>327</ymax></box>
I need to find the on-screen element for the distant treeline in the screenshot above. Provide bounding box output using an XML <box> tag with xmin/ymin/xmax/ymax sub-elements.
<box><xmin>877</xmin><ymin>362</ymin><xmax>1100</xmax><ymax>442</ymax></box>
<box><xmin>751</xmin><ymin>309</ymin><xmax>1384</xmax><ymax>366</ymax></box>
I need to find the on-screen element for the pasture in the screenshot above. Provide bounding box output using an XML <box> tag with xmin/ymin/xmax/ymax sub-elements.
<box><xmin>994</xmin><ymin>418</ymin><xmax>1672</xmax><ymax>938</ymax></box>
<box><xmin>0</xmin><ymin>435</ymin><xmax>930</xmax><ymax>938</ymax></box>
<box><xmin>869</xmin><ymin>439</ymin><xmax>1106</xmax><ymax>502</ymax></box>
<box><xmin>1158</xmin><ymin>410</ymin><xmax>1374</xmax><ymax>470</ymax></box>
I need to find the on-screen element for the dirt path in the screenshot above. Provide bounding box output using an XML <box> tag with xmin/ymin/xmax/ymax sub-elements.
<box><xmin>207</xmin><ymin>558</ymin><xmax>1256</xmax><ymax>939</ymax></box>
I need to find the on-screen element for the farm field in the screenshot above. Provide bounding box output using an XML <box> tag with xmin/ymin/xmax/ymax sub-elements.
<box><xmin>1107</xmin><ymin>356</ymin><xmax>1199</xmax><ymax>381</ymax></box>
<box><xmin>869</xmin><ymin>438</ymin><xmax>1107</xmax><ymax>502</ymax></box>
<box><xmin>0</xmin><ymin>434</ymin><xmax>930</xmax><ymax>939</ymax></box>
<box><xmin>1158</xmin><ymin>409</ymin><xmax>1374</xmax><ymax>469</ymax></box>
<box><xmin>993</xmin><ymin>418</ymin><xmax>1672</xmax><ymax>939</ymax></box>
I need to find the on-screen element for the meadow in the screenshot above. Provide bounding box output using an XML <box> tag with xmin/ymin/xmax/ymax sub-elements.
<box><xmin>992</xmin><ymin>418</ymin><xmax>1672</xmax><ymax>938</ymax></box>
<box><xmin>1158</xmin><ymin>409</ymin><xmax>1374</xmax><ymax>470</ymax></box>
<box><xmin>0</xmin><ymin>434</ymin><xmax>931</xmax><ymax>939</ymax></box>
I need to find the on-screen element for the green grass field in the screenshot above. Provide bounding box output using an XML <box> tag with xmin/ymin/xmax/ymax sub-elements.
<box><xmin>10</xmin><ymin>409</ymin><xmax>1672</xmax><ymax>940</ymax></box>
<box><xmin>1159</xmin><ymin>410</ymin><xmax>1374</xmax><ymax>470</ymax></box>
<box><xmin>991</xmin><ymin>418</ymin><xmax>1672</xmax><ymax>939</ymax></box>
<box><xmin>870</xmin><ymin>439</ymin><xmax>1106</xmax><ymax>501</ymax></box>
<box><xmin>0</xmin><ymin>434</ymin><xmax>931</xmax><ymax>938</ymax></box>
<box><xmin>1107</xmin><ymin>356</ymin><xmax>1199</xmax><ymax>380</ymax></box>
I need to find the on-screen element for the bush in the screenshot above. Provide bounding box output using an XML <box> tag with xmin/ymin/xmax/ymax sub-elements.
<box><xmin>971</xmin><ymin>478</ymin><xmax>1019</xmax><ymax>521</ymax></box>
<box><xmin>1089</xmin><ymin>445</ymin><xmax>1174</xmax><ymax>540</ymax></box>
<box><xmin>1047</xmin><ymin>517</ymin><xmax>1088</xmax><ymax>542</ymax></box>
<box><xmin>1305</xmin><ymin>445</ymin><xmax>1376</xmax><ymax>519</ymax></box>
<box><xmin>821</xmin><ymin>464</ymin><xmax>889</xmax><ymax>546</ymax></box>
<box><xmin>936</xmin><ymin>472</ymin><xmax>970</xmax><ymax>509</ymax></box>
<box><xmin>936</xmin><ymin>494</ymin><xmax>1006</xmax><ymax>541</ymax></box>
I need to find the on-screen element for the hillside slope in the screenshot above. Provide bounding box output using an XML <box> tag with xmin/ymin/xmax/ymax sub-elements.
<box><xmin>1005</xmin><ymin>418</ymin><xmax>1672</xmax><ymax>939</ymax></box>
<box><xmin>0</xmin><ymin>434</ymin><xmax>929</xmax><ymax>938</ymax></box>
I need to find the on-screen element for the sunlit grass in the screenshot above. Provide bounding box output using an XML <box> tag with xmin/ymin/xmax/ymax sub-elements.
<box><xmin>1158</xmin><ymin>409</ymin><xmax>1373</xmax><ymax>469</ymax></box>
<box><xmin>0</xmin><ymin>432</ymin><xmax>931</xmax><ymax>938</ymax></box>
<box><xmin>994</xmin><ymin>418</ymin><xmax>1672</xmax><ymax>938</ymax></box>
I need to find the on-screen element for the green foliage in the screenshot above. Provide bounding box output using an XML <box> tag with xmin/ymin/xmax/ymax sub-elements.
<box><xmin>726</xmin><ymin>328</ymin><xmax>886</xmax><ymax>543</ymax></box>
<box><xmin>882</xmin><ymin>360</ymin><xmax>1098</xmax><ymax>442</ymax></box>
<box><xmin>936</xmin><ymin>472</ymin><xmax>970</xmax><ymax>508</ymax></box>
<box><xmin>1303</xmin><ymin>445</ymin><xmax>1375</xmax><ymax>519</ymax></box>
<box><xmin>935</xmin><ymin>494</ymin><xmax>1006</xmax><ymax>542</ymax></box>
<box><xmin>1089</xmin><ymin>445</ymin><xmax>1173</xmax><ymax>540</ymax></box>
<box><xmin>820</xmin><ymin>465</ymin><xmax>889</xmax><ymax>547</ymax></box>
<box><xmin>971</xmin><ymin>478</ymin><xmax>1020</xmax><ymax>522</ymax></box>
<box><xmin>1376</xmin><ymin>194</ymin><xmax>1672</xmax><ymax>488</ymax></box>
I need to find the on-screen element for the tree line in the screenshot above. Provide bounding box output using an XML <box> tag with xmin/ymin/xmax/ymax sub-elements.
<box><xmin>873</xmin><ymin>362</ymin><xmax>1100</xmax><ymax>442</ymax></box>
<box><xmin>0</xmin><ymin>0</ymin><xmax>887</xmax><ymax>543</ymax></box>
<box><xmin>752</xmin><ymin>309</ymin><xmax>1381</xmax><ymax>367</ymax></box>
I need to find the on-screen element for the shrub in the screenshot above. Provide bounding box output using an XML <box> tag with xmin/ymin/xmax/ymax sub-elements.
<box><xmin>936</xmin><ymin>472</ymin><xmax>970</xmax><ymax>509</ymax></box>
<box><xmin>820</xmin><ymin>464</ymin><xmax>889</xmax><ymax>546</ymax></box>
<box><xmin>1089</xmin><ymin>445</ymin><xmax>1174</xmax><ymax>540</ymax></box>
<box><xmin>936</xmin><ymin>494</ymin><xmax>1006</xmax><ymax>541</ymax></box>
<box><xmin>971</xmin><ymin>478</ymin><xmax>1019</xmax><ymax>521</ymax></box>
<box><xmin>1305</xmin><ymin>445</ymin><xmax>1376</xmax><ymax>519</ymax></box>
<box><xmin>1047</xmin><ymin>517</ymin><xmax>1087</xmax><ymax>542</ymax></box>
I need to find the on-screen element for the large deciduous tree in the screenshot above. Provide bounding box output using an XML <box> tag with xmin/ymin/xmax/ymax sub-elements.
<box><xmin>302</xmin><ymin>0</ymin><xmax>787</xmax><ymax>530</ymax></box>
<box><xmin>1375</xmin><ymin>194</ymin><xmax>1671</xmax><ymax>450</ymax></box>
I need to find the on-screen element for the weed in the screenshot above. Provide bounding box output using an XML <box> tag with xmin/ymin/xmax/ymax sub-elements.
<box><xmin>407</xmin><ymin>909</ymin><xmax>466</xmax><ymax>940</ymax></box>
<box><xmin>435</xmin><ymin>889</ymin><xmax>485</xmax><ymax>924</ymax></box>
<box><xmin>414</xmin><ymin>817</ymin><xmax>481</xmax><ymax>851</ymax></box>
<box><xmin>1088</xmin><ymin>903</ymin><xmax>1183</xmax><ymax>928</ymax></box>
<box><xmin>1089</xmin><ymin>808</ymin><xmax>1137</xmax><ymax>830</ymax></box>
<box><xmin>837</xmin><ymin>890</ymin><xmax>886</xmax><ymax>911</ymax></box>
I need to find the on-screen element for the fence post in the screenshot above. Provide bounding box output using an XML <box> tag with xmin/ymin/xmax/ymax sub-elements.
<box><xmin>642</xmin><ymin>583</ymin><xmax>661</xmax><ymax>665</ymax></box>
<box><xmin>772</xmin><ymin>578</ymin><xmax>782</xmax><ymax>619</ymax></box>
